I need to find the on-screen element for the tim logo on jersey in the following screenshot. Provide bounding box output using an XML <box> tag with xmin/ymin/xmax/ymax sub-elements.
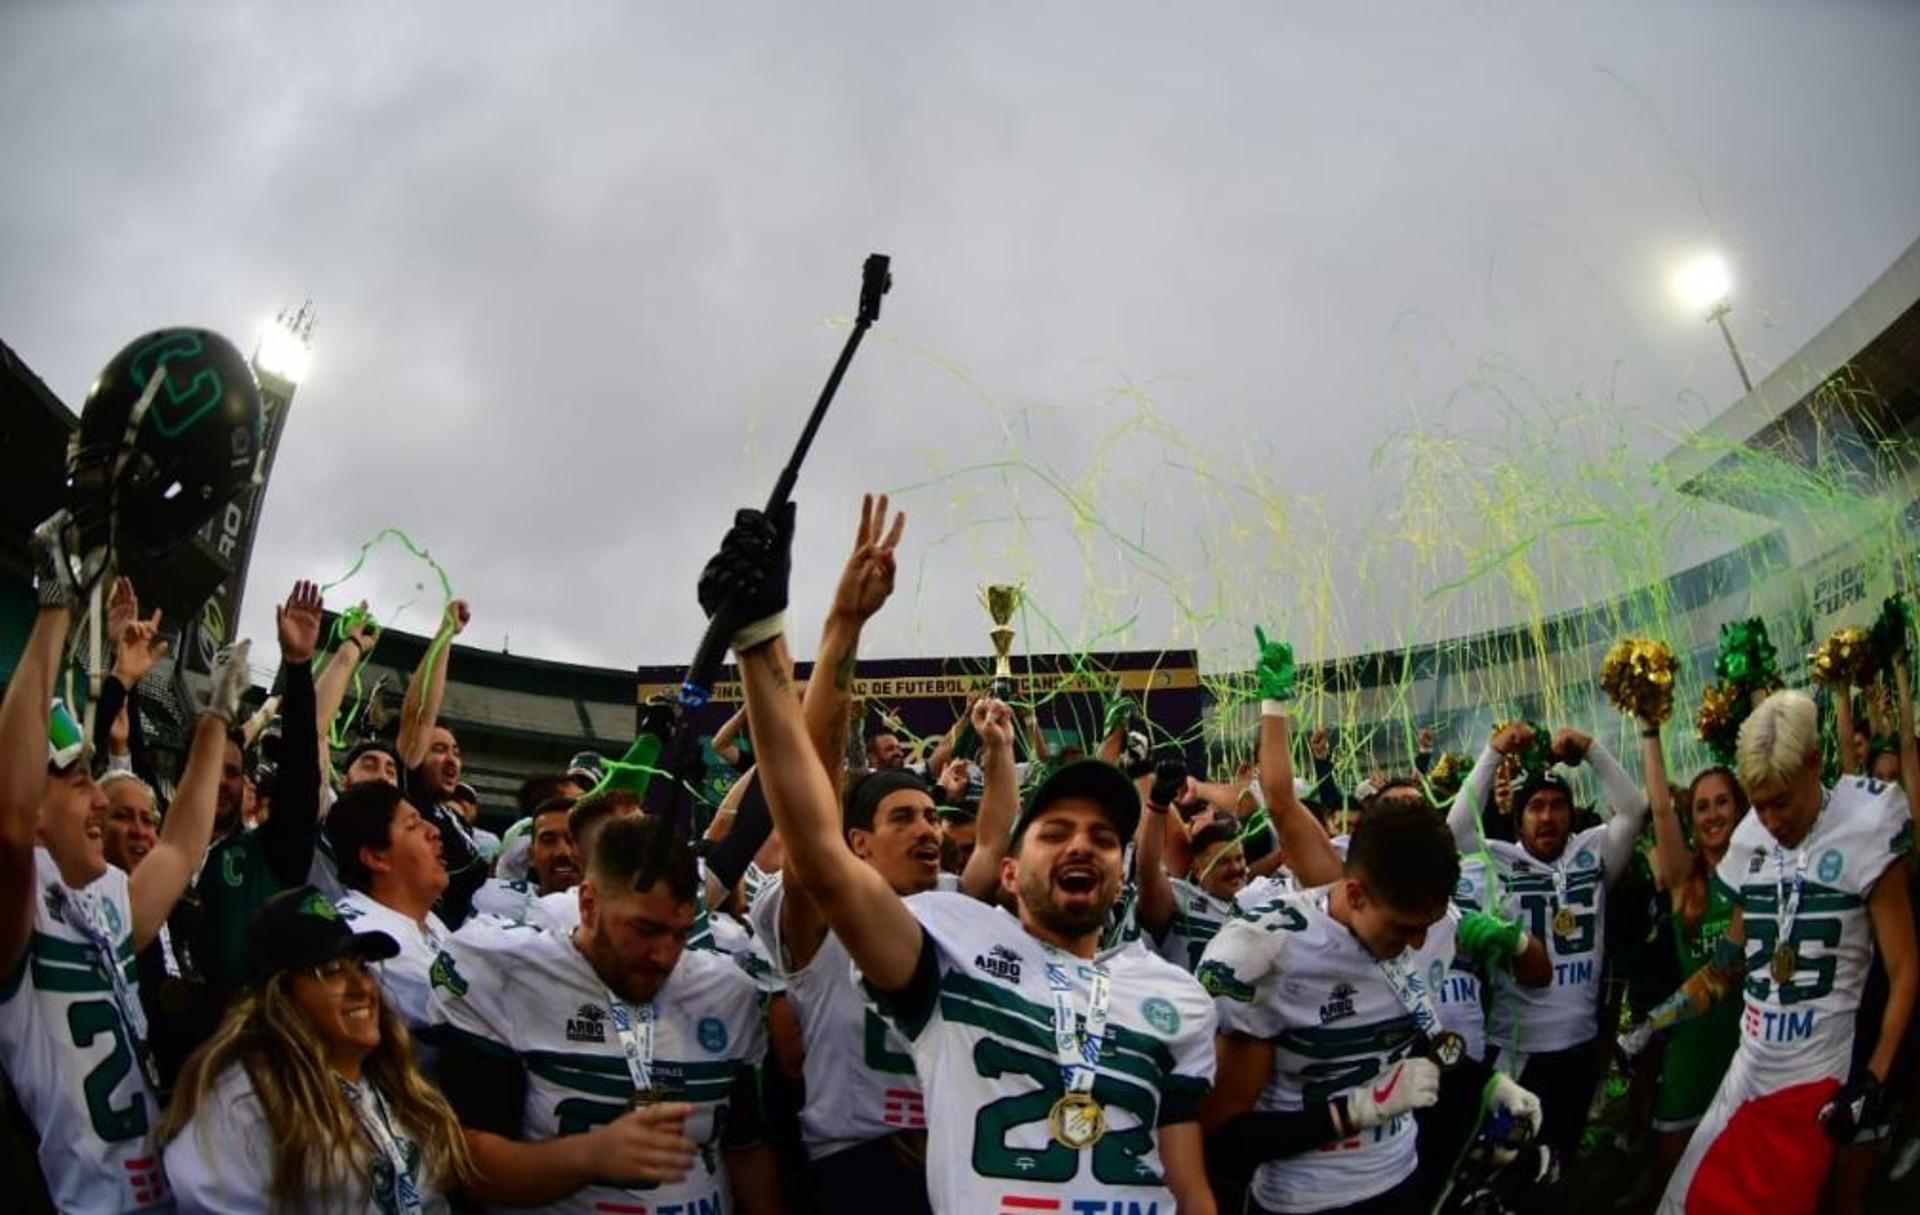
<box><xmin>566</xmin><ymin>1003</ymin><xmax>608</xmax><ymax>1044</ymax></box>
<box><xmin>975</xmin><ymin>944</ymin><xmax>1024</xmax><ymax>983</ymax></box>
<box><xmin>996</xmin><ymin>1196</ymin><xmax>1161</xmax><ymax>1215</ymax></box>
<box><xmin>1319</xmin><ymin>982</ymin><xmax>1358</xmax><ymax>1024</ymax></box>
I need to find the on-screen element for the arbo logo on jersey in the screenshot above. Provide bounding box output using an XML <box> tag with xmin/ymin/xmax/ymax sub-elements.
<box><xmin>996</xmin><ymin>1196</ymin><xmax>1161</xmax><ymax>1215</ymax></box>
<box><xmin>975</xmin><ymin>944</ymin><xmax>1024</xmax><ymax>983</ymax></box>
<box><xmin>565</xmin><ymin>1004</ymin><xmax>607</xmax><ymax>1044</ymax></box>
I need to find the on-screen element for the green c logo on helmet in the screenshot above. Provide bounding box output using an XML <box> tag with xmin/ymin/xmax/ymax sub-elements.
<box><xmin>129</xmin><ymin>331</ymin><xmax>226</xmax><ymax>440</ymax></box>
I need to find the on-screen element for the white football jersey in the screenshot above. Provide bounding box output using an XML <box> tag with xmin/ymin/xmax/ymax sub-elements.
<box><xmin>1153</xmin><ymin>878</ymin><xmax>1235</xmax><ymax>973</ymax></box>
<box><xmin>749</xmin><ymin>876</ymin><xmax>926</xmax><ymax>1158</ymax></box>
<box><xmin>861</xmin><ymin>892</ymin><xmax>1216</xmax><ymax>1215</ymax></box>
<box><xmin>0</xmin><ymin>850</ymin><xmax>170</xmax><ymax>1212</ymax></box>
<box><xmin>1196</xmin><ymin>886</ymin><xmax>1455</xmax><ymax>1214</ymax></box>
<box><xmin>1714</xmin><ymin>776</ymin><xmax>1911</xmax><ymax>1091</ymax></box>
<box><xmin>428</xmin><ymin>922</ymin><xmax>766</xmax><ymax>1215</ymax></box>
<box><xmin>1484</xmin><ymin>827</ymin><xmax>1610</xmax><ymax>1054</ymax></box>
<box><xmin>1438</xmin><ymin>852</ymin><xmax>1491</xmax><ymax>1062</ymax></box>
<box><xmin>163</xmin><ymin>1063</ymin><xmax>449</xmax><ymax>1214</ymax></box>
<box><xmin>336</xmin><ymin>890</ymin><xmax>450</xmax><ymax>1030</ymax></box>
<box><xmin>469</xmin><ymin>877</ymin><xmax>544</xmax><ymax>924</ymax></box>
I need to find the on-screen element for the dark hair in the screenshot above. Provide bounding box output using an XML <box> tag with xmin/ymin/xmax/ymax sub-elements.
<box><xmin>1187</xmin><ymin>821</ymin><xmax>1240</xmax><ymax>860</ymax></box>
<box><xmin>1371</xmin><ymin>776</ymin><xmax>1430</xmax><ymax>811</ymax></box>
<box><xmin>344</xmin><ymin>738</ymin><xmax>402</xmax><ymax>775</ymax></box>
<box><xmin>517</xmin><ymin>772</ymin><xmax>582</xmax><ymax>816</ymax></box>
<box><xmin>323</xmin><ymin>781</ymin><xmax>408</xmax><ymax>892</ymax></box>
<box><xmin>1346</xmin><ymin>799</ymin><xmax>1459</xmax><ymax>913</ymax></box>
<box><xmin>843</xmin><ymin>770</ymin><xmax>932</xmax><ymax>836</ymax></box>
<box><xmin>568</xmin><ymin>789</ymin><xmax>640</xmax><ymax>852</ymax></box>
<box><xmin>588</xmin><ymin>815</ymin><xmax>698</xmax><ymax>904</ymax></box>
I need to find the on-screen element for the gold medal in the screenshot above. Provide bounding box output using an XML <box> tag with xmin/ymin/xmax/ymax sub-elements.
<box><xmin>1552</xmin><ymin>907</ymin><xmax>1576</xmax><ymax>939</ymax></box>
<box><xmin>1048</xmin><ymin>1092</ymin><xmax>1107</xmax><ymax>1150</ymax></box>
<box><xmin>1770</xmin><ymin>943</ymin><xmax>1797</xmax><ymax>985</ymax></box>
<box><xmin>1427</xmin><ymin>1032</ymin><xmax>1467</xmax><ymax>1071</ymax></box>
<box><xmin>628</xmin><ymin>1088</ymin><xmax>663</xmax><ymax>1110</ymax></box>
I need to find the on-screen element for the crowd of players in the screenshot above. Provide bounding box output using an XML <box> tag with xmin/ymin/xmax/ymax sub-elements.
<box><xmin>1</xmin><ymin>492</ymin><xmax>1915</xmax><ymax>1214</ymax></box>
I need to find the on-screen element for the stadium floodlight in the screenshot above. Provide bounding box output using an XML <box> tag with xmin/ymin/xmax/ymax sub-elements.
<box><xmin>1672</xmin><ymin>252</ymin><xmax>1734</xmax><ymax>320</ymax></box>
<box><xmin>252</xmin><ymin>314</ymin><xmax>313</xmax><ymax>385</ymax></box>
<box><xmin>1671</xmin><ymin>252</ymin><xmax>1753</xmax><ymax>393</ymax></box>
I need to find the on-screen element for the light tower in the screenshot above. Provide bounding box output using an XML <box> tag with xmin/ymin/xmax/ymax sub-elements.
<box><xmin>1672</xmin><ymin>252</ymin><xmax>1756</xmax><ymax>394</ymax></box>
<box><xmin>174</xmin><ymin>302</ymin><xmax>316</xmax><ymax>682</ymax></box>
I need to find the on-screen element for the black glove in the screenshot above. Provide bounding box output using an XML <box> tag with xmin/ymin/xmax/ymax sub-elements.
<box><xmin>1819</xmin><ymin>1071</ymin><xmax>1886</xmax><ymax>1144</ymax></box>
<box><xmin>696</xmin><ymin>504</ymin><xmax>795</xmax><ymax>653</ymax></box>
<box><xmin>1149</xmin><ymin>757</ymin><xmax>1187</xmax><ymax>811</ymax></box>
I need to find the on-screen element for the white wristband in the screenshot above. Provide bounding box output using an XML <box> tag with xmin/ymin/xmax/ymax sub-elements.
<box><xmin>731</xmin><ymin>612</ymin><xmax>787</xmax><ymax>654</ymax></box>
<box><xmin>1261</xmin><ymin>699</ymin><xmax>1290</xmax><ymax>719</ymax></box>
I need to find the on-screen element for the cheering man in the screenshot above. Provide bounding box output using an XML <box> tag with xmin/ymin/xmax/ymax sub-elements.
<box><xmin>1448</xmin><ymin>720</ymin><xmax>1650</xmax><ymax>1170</ymax></box>
<box><xmin>710</xmin><ymin>496</ymin><xmax>1218</xmax><ymax>1214</ymax></box>
<box><xmin>1656</xmin><ymin>691</ymin><xmax>1915</xmax><ymax>1213</ymax></box>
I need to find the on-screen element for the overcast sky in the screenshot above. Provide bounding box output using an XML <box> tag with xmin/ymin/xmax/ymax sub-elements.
<box><xmin>4</xmin><ymin>0</ymin><xmax>1918</xmax><ymax>675</ymax></box>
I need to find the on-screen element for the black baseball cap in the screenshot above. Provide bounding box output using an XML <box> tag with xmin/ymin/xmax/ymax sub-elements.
<box><xmin>247</xmin><ymin>885</ymin><xmax>399</xmax><ymax>988</ymax></box>
<box><xmin>1011</xmin><ymin>759</ymin><xmax>1141</xmax><ymax>846</ymax></box>
<box><xmin>1511</xmin><ymin>769</ymin><xmax>1574</xmax><ymax>814</ymax></box>
<box><xmin>845</xmin><ymin>769</ymin><xmax>935</xmax><ymax>833</ymax></box>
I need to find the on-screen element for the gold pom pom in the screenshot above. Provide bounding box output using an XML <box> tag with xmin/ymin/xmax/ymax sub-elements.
<box><xmin>1600</xmin><ymin>637</ymin><xmax>1678</xmax><ymax>726</ymax></box>
<box><xmin>1808</xmin><ymin>626</ymin><xmax>1874</xmax><ymax>687</ymax></box>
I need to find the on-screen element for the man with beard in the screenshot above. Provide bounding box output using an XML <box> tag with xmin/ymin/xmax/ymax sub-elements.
<box><xmin>0</xmin><ymin>523</ymin><xmax>236</xmax><ymax>1212</ymax></box>
<box><xmin>713</xmin><ymin>497</ymin><xmax>1218</xmax><ymax>1215</ymax></box>
<box><xmin>189</xmin><ymin>581</ymin><xmax>327</xmax><ymax>1003</ymax></box>
<box><xmin>744</xmin><ymin>495</ymin><xmax>1015</xmax><ymax>1211</ymax></box>
<box><xmin>469</xmin><ymin>796</ymin><xmax>581</xmax><ymax>927</ymax></box>
<box><xmin>430</xmin><ymin>814</ymin><xmax>780</xmax><ymax>1213</ymax></box>
<box><xmin>1448</xmin><ymin>720</ymin><xmax>1650</xmax><ymax>1172</ymax></box>
<box><xmin>393</xmin><ymin>597</ymin><xmax>490</xmax><ymax>926</ymax></box>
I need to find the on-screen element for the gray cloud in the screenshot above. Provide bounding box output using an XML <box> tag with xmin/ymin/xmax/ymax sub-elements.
<box><xmin>4</xmin><ymin>0</ymin><xmax>1917</xmax><ymax>673</ymax></box>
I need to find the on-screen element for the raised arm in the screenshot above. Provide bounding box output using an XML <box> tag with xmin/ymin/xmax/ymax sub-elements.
<box><xmin>130</xmin><ymin>641</ymin><xmax>250</xmax><ymax>948</ymax></box>
<box><xmin>1642</xmin><ymin>726</ymin><xmax>1688</xmax><ymax>895</ymax></box>
<box><xmin>1834</xmin><ymin>687</ymin><xmax>1860</xmax><ymax>777</ymax></box>
<box><xmin>1</xmin><ymin>535</ymin><xmax>73</xmax><ymax>977</ymax></box>
<box><xmin>1132</xmin><ymin>760</ymin><xmax>1181</xmax><ymax>941</ymax></box>
<box><xmin>398</xmin><ymin>597</ymin><xmax>469</xmax><ymax>770</ymax></box>
<box><xmin>800</xmin><ymin>493</ymin><xmax>904</xmax><ymax>787</ymax></box>
<box><xmin>1567</xmin><ymin>731</ymin><xmax>1650</xmax><ymax>884</ymax></box>
<box><xmin>314</xmin><ymin>603</ymin><xmax>378</xmax><ymax>775</ymax></box>
<box><xmin>924</xmin><ymin>691</ymin><xmax>980</xmax><ymax>780</ymax></box>
<box><xmin>1450</xmin><ymin>725</ymin><xmax>1523</xmax><ymax>853</ymax></box>
<box><xmin>959</xmin><ymin>696</ymin><xmax>1018</xmax><ymax>901</ymax></box>
<box><xmin>706</xmin><ymin>504</ymin><xmax>927</xmax><ymax>992</ymax></box>
<box><xmin>711</xmin><ymin>705</ymin><xmax>749</xmax><ymax>768</ymax></box>
<box><xmin>1251</xmin><ymin>630</ymin><xmax>1343</xmax><ymax>887</ymax></box>
<box><xmin>256</xmin><ymin>582</ymin><xmax>322</xmax><ymax>886</ymax></box>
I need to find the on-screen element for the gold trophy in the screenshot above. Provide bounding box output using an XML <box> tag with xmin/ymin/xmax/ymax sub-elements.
<box><xmin>981</xmin><ymin>584</ymin><xmax>1023</xmax><ymax>697</ymax></box>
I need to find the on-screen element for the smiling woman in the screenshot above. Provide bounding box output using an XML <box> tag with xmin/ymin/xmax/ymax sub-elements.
<box><xmin>158</xmin><ymin>887</ymin><xmax>474</xmax><ymax>1214</ymax></box>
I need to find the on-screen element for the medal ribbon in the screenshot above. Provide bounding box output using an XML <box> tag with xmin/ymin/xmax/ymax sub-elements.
<box><xmin>1374</xmin><ymin>950</ymin><xmax>1443</xmax><ymax>1038</ymax></box>
<box><xmin>1550</xmin><ymin>863</ymin><xmax>1570</xmax><ymax>922</ymax></box>
<box><xmin>607</xmin><ymin>993</ymin><xmax>657</xmax><ymax>1095</ymax></box>
<box><xmin>51</xmin><ymin>886</ymin><xmax>158</xmax><ymax>1088</ymax></box>
<box><xmin>337</xmin><ymin>1077</ymin><xmax>425</xmax><ymax>1215</ymax></box>
<box><xmin>1773</xmin><ymin>843</ymin><xmax>1808</xmax><ymax>951</ymax></box>
<box><xmin>1044</xmin><ymin>957</ymin><xmax>1112</xmax><ymax>1096</ymax></box>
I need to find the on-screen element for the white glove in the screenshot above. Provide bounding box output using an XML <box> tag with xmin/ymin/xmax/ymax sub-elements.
<box><xmin>30</xmin><ymin>510</ymin><xmax>90</xmax><ymax>610</ymax></box>
<box><xmin>1333</xmin><ymin>1057</ymin><xmax>1441</xmax><ymax>1136</ymax></box>
<box><xmin>204</xmin><ymin>640</ymin><xmax>252</xmax><ymax>724</ymax></box>
<box><xmin>1616</xmin><ymin>1019</ymin><xmax>1657</xmax><ymax>1063</ymax></box>
<box><xmin>1488</xmin><ymin>1073</ymin><xmax>1542</xmax><ymax>1143</ymax></box>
